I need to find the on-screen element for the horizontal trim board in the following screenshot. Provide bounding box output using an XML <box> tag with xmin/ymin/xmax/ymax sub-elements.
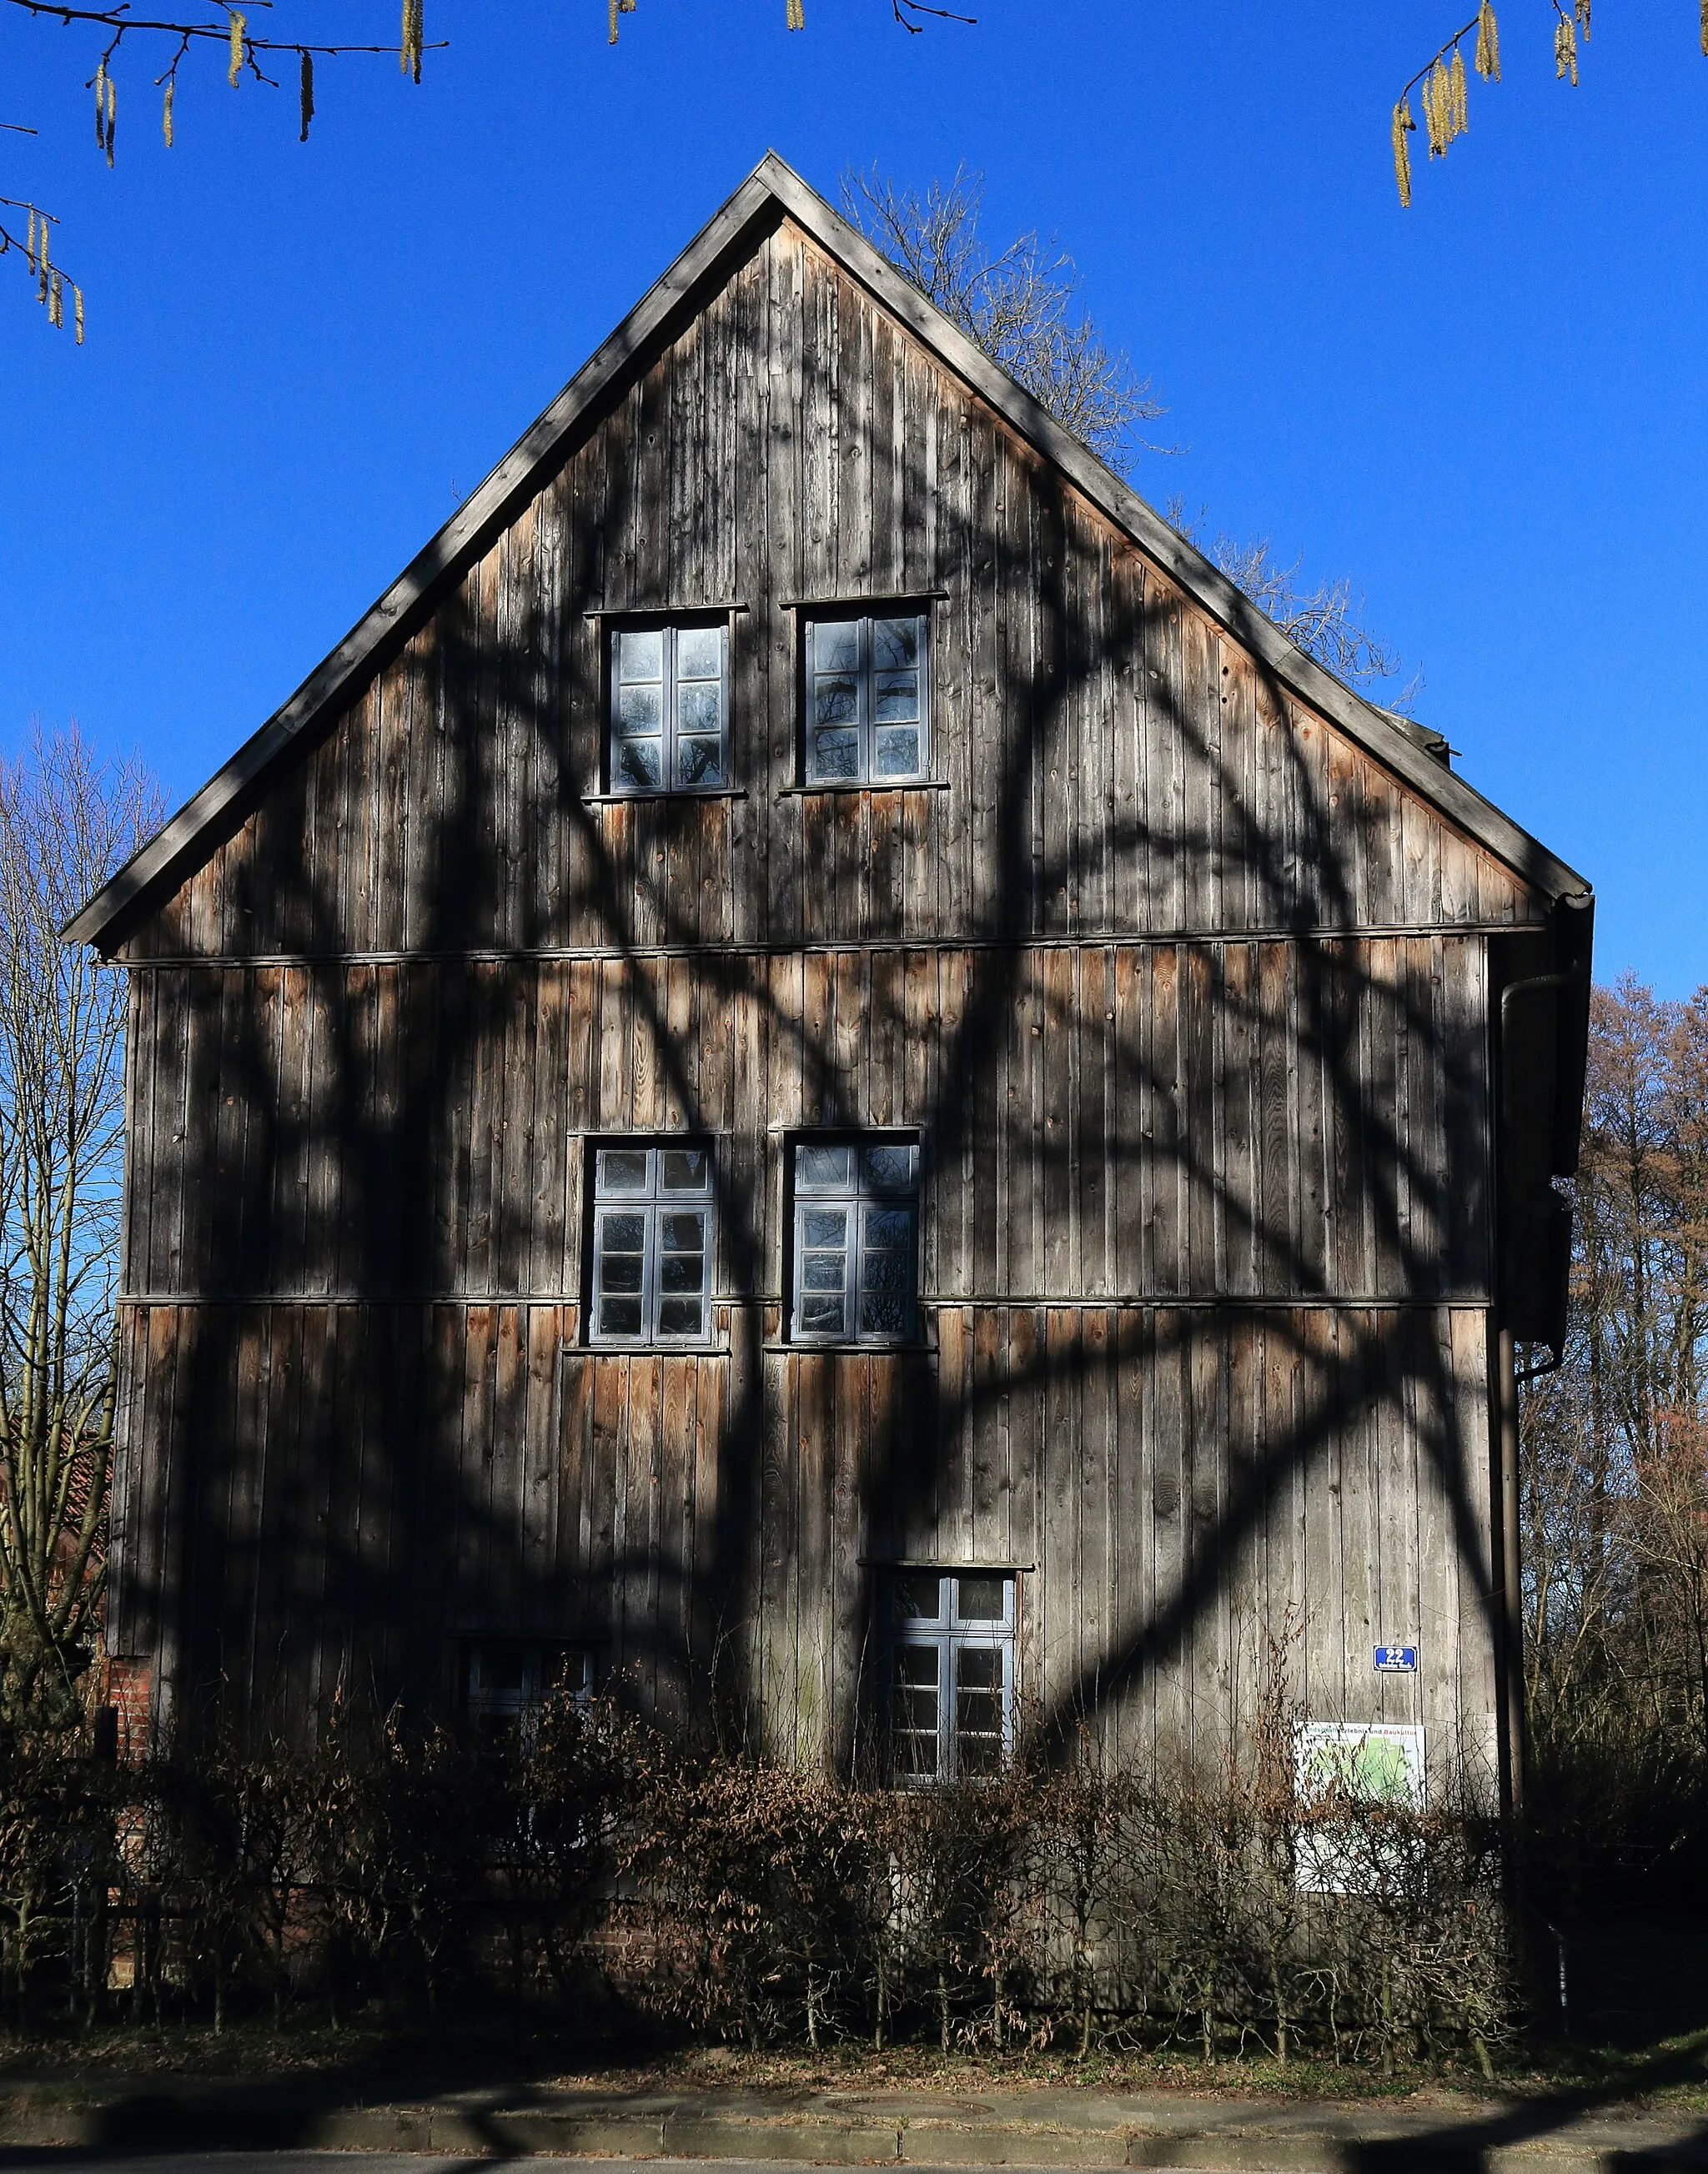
<box><xmin>781</xmin><ymin>587</ymin><xmax>952</xmax><ymax>610</ymax></box>
<box><xmin>579</xmin><ymin>787</ymin><xmax>749</xmax><ymax>805</ymax></box>
<box><xmin>860</xmin><ymin>1557</ymin><xmax>1036</xmax><ymax>1571</ymax></box>
<box><xmin>115</xmin><ymin>1292</ymin><xmax>1494</xmax><ymax>1312</ymax></box>
<box><xmin>776</xmin><ymin>780</ymin><xmax>952</xmax><ymax>797</ymax></box>
<box><xmin>582</xmin><ymin>600</ymin><xmax>749</xmax><ymax>618</ymax></box>
<box><xmin>118</xmin><ymin>922</ymin><xmax>1534</xmax><ymax>970</ymax></box>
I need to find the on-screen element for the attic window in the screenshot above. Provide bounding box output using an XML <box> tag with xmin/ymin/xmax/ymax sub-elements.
<box><xmin>803</xmin><ymin>611</ymin><xmax>929</xmax><ymax>786</ymax></box>
<box><xmin>608</xmin><ymin>619</ymin><xmax>730</xmax><ymax>793</ymax></box>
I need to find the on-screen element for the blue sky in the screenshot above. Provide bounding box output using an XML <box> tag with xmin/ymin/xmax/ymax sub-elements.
<box><xmin>2</xmin><ymin>3</ymin><xmax>1702</xmax><ymax>995</ymax></box>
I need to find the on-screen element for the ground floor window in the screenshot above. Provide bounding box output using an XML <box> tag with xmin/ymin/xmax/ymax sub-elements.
<box><xmin>464</xmin><ymin>1641</ymin><xmax>593</xmax><ymax>1756</ymax></box>
<box><xmin>883</xmin><ymin>1568</ymin><xmax>1016</xmax><ymax>1780</ymax></box>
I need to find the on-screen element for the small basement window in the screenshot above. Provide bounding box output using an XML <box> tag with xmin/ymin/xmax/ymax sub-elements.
<box><xmin>884</xmin><ymin>1569</ymin><xmax>1016</xmax><ymax>1782</ymax></box>
<box><xmin>465</xmin><ymin>1642</ymin><xmax>593</xmax><ymax>1757</ymax></box>
<box><xmin>804</xmin><ymin>610</ymin><xmax>929</xmax><ymax>785</ymax></box>
<box><xmin>609</xmin><ymin>620</ymin><xmax>730</xmax><ymax>792</ymax></box>
<box><xmin>590</xmin><ymin>1142</ymin><xmax>716</xmax><ymax>1346</ymax></box>
<box><xmin>790</xmin><ymin>1137</ymin><xmax>920</xmax><ymax>1345</ymax></box>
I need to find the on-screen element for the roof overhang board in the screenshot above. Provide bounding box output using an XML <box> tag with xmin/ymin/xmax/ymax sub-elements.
<box><xmin>64</xmin><ymin>151</ymin><xmax>1589</xmax><ymax>951</ymax></box>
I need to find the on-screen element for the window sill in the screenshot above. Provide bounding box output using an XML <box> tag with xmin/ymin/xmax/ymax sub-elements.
<box><xmin>776</xmin><ymin>780</ymin><xmax>949</xmax><ymax>798</ymax></box>
<box><xmin>585</xmin><ymin>1342</ymin><xmax>729</xmax><ymax>1357</ymax></box>
<box><xmin>762</xmin><ymin>1340</ymin><xmax>936</xmax><ymax>1357</ymax></box>
<box><xmin>583</xmin><ymin>787</ymin><xmax>748</xmax><ymax>805</ymax></box>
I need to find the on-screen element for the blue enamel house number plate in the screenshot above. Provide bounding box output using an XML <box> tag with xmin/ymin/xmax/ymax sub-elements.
<box><xmin>1374</xmin><ymin>1645</ymin><xmax>1419</xmax><ymax>1673</ymax></box>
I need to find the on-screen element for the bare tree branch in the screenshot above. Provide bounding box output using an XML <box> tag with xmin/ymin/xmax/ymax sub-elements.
<box><xmin>841</xmin><ymin>163</ymin><xmax>1170</xmax><ymax>476</ymax></box>
<box><xmin>0</xmin><ymin>722</ymin><xmax>159</xmax><ymax>1724</ymax></box>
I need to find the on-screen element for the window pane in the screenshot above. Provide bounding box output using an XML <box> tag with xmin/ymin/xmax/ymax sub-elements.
<box><xmin>864</xmin><ymin>1204</ymin><xmax>914</xmax><ymax>1250</ymax></box>
<box><xmin>617</xmin><ymin>629</ymin><xmax>663</xmax><ymax>680</ymax></box>
<box><xmin>873</xmin><ymin>671</ymin><xmax>919</xmax><ymax>723</ymax></box>
<box><xmin>957</xmin><ymin>1574</ymin><xmax>1007</xmax><ymax>1622</ymax></box>
<box><xmin>676</xmin><ymin>736</ymin><xmax>725</xmax><ymax>787</ymax></box>
<box><xmin>801</xmin><ymin>1205</ymin><xmax>848</xmax><ymax>1245</ymax></box>
<box><xmin>660</xmin><ymin>1148</ymin><xmax>709</xmax><ymax>1192</ymax></box>
<box><xmin>659</xmin><ymin>1253</ymin><xmax>704</xmax><ymax>1297</ymax></box>
<box><xmin>614</xmin><ymin>737</ymin><xmax>663</xmax><ymax>791</ymax></box>
<box><xmin>677</xmin><ymin>625</ymin><xmax>721</xmax><ymax>680</ymax></box>
<box><xmin>873</xmin><ymin>726</ymin><xmax>921</xmax><ymax>779</ymax></box>
<box><xmin>801</xmin><ymin>1253</ymin><xmax>846</xmax><ymax>1290</ymax></box>
<box><xmin>860</xmin><ymin>1288</ymin><xmax>912</xmax><ymax>1337</ymax></box>
<box><xmin>813</xmin><ymin>675</ymin><xmax>859</xmax><ymax>727</ymax></box>
<box><xmin>476</xmin><ymin>1647</ymin><xmax>527</xmax><ymax>1698</ymax></box>
<box><xmin>597</xmin><ymin>1151</ymin><xmax>650</xmax><ymax>1195</ymax></box>
<box><xmin>797</xmin><ymin>1147</ymin><xmax>854</xmax><ymax>1192</ymax></box>
<box><xmin>872</xmin><ymin>616</ymin><xmax>921</xmax><ymax>670</ymax></box>
<box><xmin>598</xmin><ymin>1294</ymin><xmax>644</xmax><ymax>1336</ymax></box>
<box><xmin>894</xmin><ymin>1572</ymin><xmax>945</xmax><ymax>1622</ymax></box>
<box><xmin>892</xmin><ymin>1645</ymin><xmax>939</xmax><ymax>1777</ymax></box>
<box><xmin>600</xmin><ymin>1253</ymin><xmax>643</xmax><ymax>1295</ymax></box>
<box><xmin>617</xmin><ymin>681</ymin><xmax>663</xmax><ymax>733</ymax></box>
<box><xmin>661</xmin><ymin>1208</ymin><xmax>709</xmax><ymax>1252</ymax></box>
<box><xmin>815</xmin><ymin>620</ymin><xmax>860</xmax><ymax>673</ymax></box>
<box><xmin>809</xmin><ymin>726</ymin><xmax>860</xmax><ymax>782</ymax></box>
<box><xmin>955</xmin><ymin>1646</ymin><xmax>1006</xmax><ymax>1775</ymax></box>
<box><xmin>678</xmin><ymin>682</ymin><xmax>723</xmax><ymax>736</ymax></box>
<box><xmin>799</xmin><ymin>1291</ymin><xmax>846</xmax><ymax>1333</ymax></box>
<box><xmin>599</xmin><ymin>1209</ymin><xmax>646</xmax><ymax>1250</ymax></box>
<box><xmin>657</xmin><ymin>1295</ymin><xmax>705</xmax><ymax>1336</ymax></box>
<box><xmin>862</xmin><ymin>1252</ymin><xmax>913</xmax><ymax>1301</ymax></box>
<box><xmin>863</xmin><ymin>1144</ymin><xmax>916</xmax><ymax>1192</ymax></box>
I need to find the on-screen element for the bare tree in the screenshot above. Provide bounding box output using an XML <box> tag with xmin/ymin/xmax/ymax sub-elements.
<box><xmin>841</xmin><ymin>163</ymin><xmax>1168</xmax><ymax>475</ymax></box>
<box><xmin>0</xmin><ymin>722</ymin><xmax>159</xmax><ymax>1725</ymax></box>
<box><xmin>1161</xmin><ymin>502</ymin><xmax>1417</xmax><ymax>705</ymax></box>
<box><xmin>1522</xmin><ymin>977</ymin><xmax>1708</xmax><ymax>1884</ymax></box>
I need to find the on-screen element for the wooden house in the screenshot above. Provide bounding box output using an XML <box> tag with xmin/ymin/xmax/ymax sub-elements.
<box><xmin>68</xmin><ymin>156</ymin><xmax>1591</xmax><ymax>1803</ymax></box>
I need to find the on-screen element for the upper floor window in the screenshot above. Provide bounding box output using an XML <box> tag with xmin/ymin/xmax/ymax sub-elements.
<box><xmin>590</xmin><ymin>1142</ymin><xmax>715</xmax><ymax>1346</ymax></box>
<box><xmin>804</xmin><ymin>610</ymin><xmax>929</xmax><ymax>785</ymax></box>
<box><xmin>885</xmin><ymin>1569</ymin><xmax>1016</xmax><ymax>1782</ymax></box>
<box><xmin>609</xmin><ymin>620</ymin><xmax>729</xmax><ymax>793</ymax></box>
<box><xmin>791</xmin><ymin>1137</ymin><xmax>920</xmax><ymax>1345</ymax></box>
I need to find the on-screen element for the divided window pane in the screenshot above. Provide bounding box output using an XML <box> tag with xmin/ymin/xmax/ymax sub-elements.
<box><xmin>609</xmin><ymin>620</ymin><xmax>729</xmax><ymax>794</ymax></box>
<box><xmin>881</xmin><ymin>1570</ymin><xmax>1016</xmax><ymax>1783</ymax></box>
<box><xmin>804</xmin><ymin>611</ymin><xmax>928</xmax><ymax>784</ymax></box>
<box><xmin>590</xmin><ymin>1144</ymin><xmax>715</xmax><ymax>1345</ymax></box>
<box><xmin>791</xmin><ymin>1138</ymin><xmax>920</xmax><ymax>1345</ymax></box>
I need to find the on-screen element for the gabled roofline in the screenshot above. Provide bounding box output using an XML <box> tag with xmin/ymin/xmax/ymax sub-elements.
<box><xmin>65</xmin><ymin>151</ymin><xmax>1589</xmax><ymax>950</ymax></box>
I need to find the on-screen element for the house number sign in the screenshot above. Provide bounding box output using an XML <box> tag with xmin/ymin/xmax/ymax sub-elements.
<box><xmin>1373</xmin><ymin>1645</ymin><xmax>1419</xmax><ymax>1673</ymax></box>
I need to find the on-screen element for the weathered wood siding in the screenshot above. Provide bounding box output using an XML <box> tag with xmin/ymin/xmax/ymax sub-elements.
<box><xmin>122</xmin><ymin>941</ymin><xmax>1490</xmax><ymax>1307</ymax></box>
<box><xmin>108</xmin><ymin>1301</ymin><xmax>1495</xmax><ymax>1764</ymax></box>
<box><xmin>108</xmin><ymin>217</ymin><xmax>1532</xmax><ymax>1770</ymax></box>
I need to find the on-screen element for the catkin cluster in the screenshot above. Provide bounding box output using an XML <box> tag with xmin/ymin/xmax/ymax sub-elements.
<box><xmin>1474</xmin><ymin>2</ymin><xmax>1500</xmax><ymax>83</ymax></box>
<box><xmin>1393</xmin><ymin>5</ymin><xmax>1502</xmax><ymax>205</ymax></box>
<box><xmin>20</xmin><ymin>206</ymin><xmax>83</xmax><ymax>343</ymax></box>
<box><xmin>93</xmin><ymin>58</ymin><xmax>116</xmax><ymax>168</ymax></box>
<box><xmin>1422</xmin><ymin>48</ymin><xmax>1469</xmax><ymax>158</ymax></box>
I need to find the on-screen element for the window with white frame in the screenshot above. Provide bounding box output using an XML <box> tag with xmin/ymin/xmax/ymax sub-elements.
<box><xmin>885</xmin><ymin>1569</ymin><xmax>1016</xmax><ymax>1781</ymax></box>
<box><xmin>465</xmin><ymin>1641</ymin><xmax>593</xmax><ymax>1758</ymax></box>
<box><xmin>609</xmin><ymin>620</ymin><xmax>730</xmax><ymax>792</ymax></box>
<box><xmin>590</xmin><ymin>1142</ymin><xmax>715</xmax><ymax>1345</ymax></box>
<box><xmin>791</xmin><ymin>1138</ymin><xmax>920</xmax><ymax>1344</ymax></box>
<box><xmin>804</xmin><ymin>610</ymin><xmax>929</xmax><ymax>784</ymax></box>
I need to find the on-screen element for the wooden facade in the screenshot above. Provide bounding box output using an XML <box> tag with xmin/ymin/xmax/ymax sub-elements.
<box><xmin>72</xmin><ymin>158</ymin><xmax>1592</xmax><ymax>1794</ymax></box>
